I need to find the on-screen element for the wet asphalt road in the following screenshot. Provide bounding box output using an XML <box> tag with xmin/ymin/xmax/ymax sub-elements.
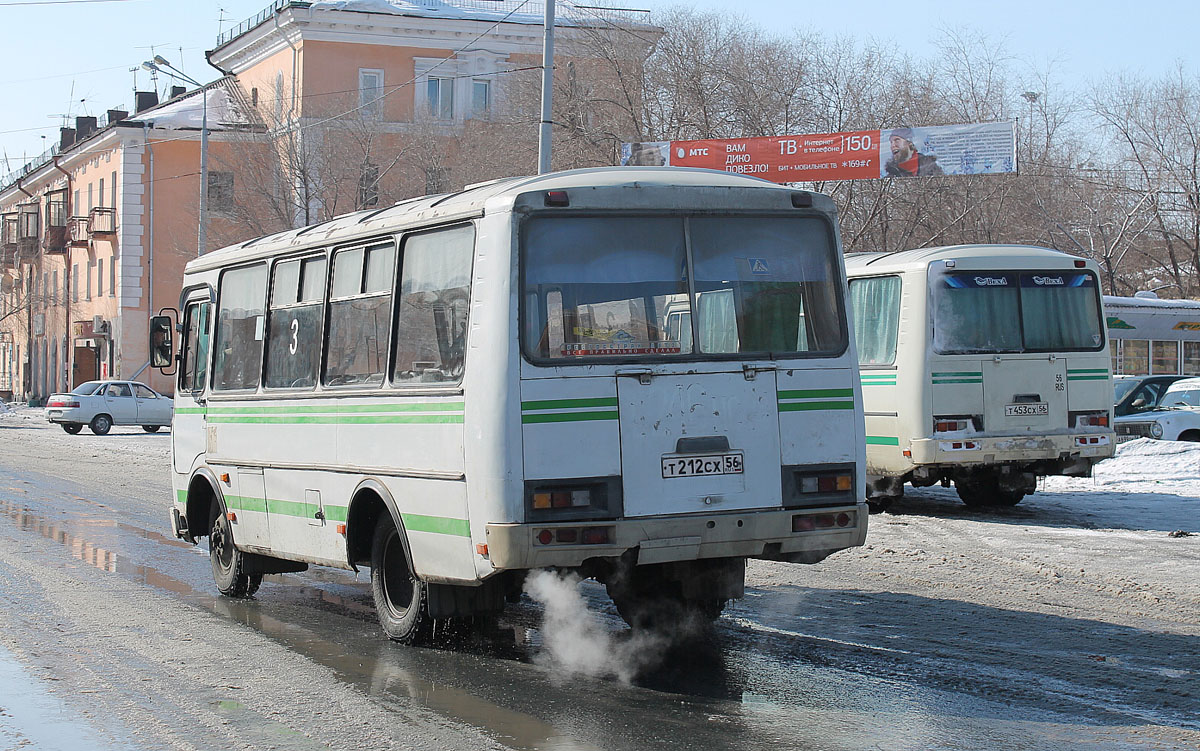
<box><xmin>0</xmin><ymin>423</ymin><xmax>1197</xmax><ymax>750</ymax></box>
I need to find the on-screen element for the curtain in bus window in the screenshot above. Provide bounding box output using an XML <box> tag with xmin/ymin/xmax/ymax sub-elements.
<box><xmin>689</xmin><ymin>217</ymin><xmax>843</xmax><ymax>354</ymax></box>
<box><xmin>523</xmin><ymin>217</ymin><xmax>688</xmax><ymax>359</ymax></box>
<box><xmin>213</xmin><ymin>265</ymin><xmax>267</xmax><ymax>391</ymax></box>
<box><xmin>1151</xmin><ymin>340</ymin><xmax>1180</xmax><ymax>374</ymax></box>
<box><xmin>849</xmin><ymin>276</ymin><xmax>901</xmax><ymax>365</ymax></box>
<box><xmin>266</xmin><ymin>255</ymin><xmax>326</xmax><ymax>389</ymax></box>
<box><xmin>1123</xmin><ymin>340</ymin><xmax>1149</xmax><ymax>374</ymax></box>
<box><xmin>1019</xmin><ymin>272</ymin><xmax>1103</xmax><ymax>351</ymax></box>
<box><xmin>326</xmin><ymin>243</ymin><xmax>393</xmax><ymax>387</ymax></box>
<box><xmin>1184</xmin><ymin>342</ymin><xmax>1200</xmax><ymax>375</ymax></box>
<box><xmin>393</xmin><ymin>225</ymin><xmax>475</xmax><ymax>384</ymax></box>
<box><xmin>931</xmin><ymin>272</ymin><xmax>1020</xmax><ymax>353</ymax></box>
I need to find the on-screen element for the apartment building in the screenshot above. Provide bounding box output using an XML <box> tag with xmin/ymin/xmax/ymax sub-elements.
<box><xmin>0</xmin><ymin>0</ymin><xmax>654</xmax><ymax>401</ymax></box>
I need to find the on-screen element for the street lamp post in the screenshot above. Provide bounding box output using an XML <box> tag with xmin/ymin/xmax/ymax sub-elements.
<box><xmin>143</xmin><ymin>56</ymin><xmax>208</xmax><ymax>256</ymax></box>
<box><xmin>1021</xmin><ymin>91</ymin><xmax>1040</xmax><ymax>168</ymax></box>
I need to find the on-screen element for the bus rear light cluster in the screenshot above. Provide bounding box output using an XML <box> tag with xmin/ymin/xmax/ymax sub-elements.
<box><xmin>531</xmin><ymin>489</ymin><xmax>592</xmax><ymax>510</ymax></box>
<box><xmin>792</xmin><ymin>512</ymin><xmax>854</xmax><ymax>532</ymax></box>
<box><xmin>1076</xmin><ymin>435</ymin><xmax>1110</xmax><ymax>446</ymax></box>
<box><xmin>1073</xmin><ymin>411</ymin><xmax>1110</xmax><ymax>428</ymax></box>
<box><xmin>934</xmin><ymin>418</ymin><xmax>972</xmax><ymax>433</ymax></box>
<box><xmin>534</xmin><ymin>526</ymin><xmax>612</xmax><ymax>546</ymax></box>
<box><xmin>939</xmin><ymin>440</ymin><xmax>980</xmax><ymax>451</ymax></box>
<box><xmin>798</xmin><ymin>474</ymin><xmax>853</xmax><ymax>494</ymax></box>
<box><xmin>46</xmin><ymin>398</ymin><xmax>79</xmax><ymax>408</ymax></box>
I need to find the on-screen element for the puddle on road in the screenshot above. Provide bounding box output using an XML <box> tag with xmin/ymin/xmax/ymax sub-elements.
<box><xmin>0</xmin><ymin>497</ymin><xmax>1191</xmax><ymax>751</ymax></box>
<box><xmin>0</xmin><ymin>642</ymin><xmax>128</xmax><ymax>751</ymax></box>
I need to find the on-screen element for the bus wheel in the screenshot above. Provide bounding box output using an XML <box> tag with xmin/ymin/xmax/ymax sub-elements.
<box><xmin>209</xmin><ymin>504</ymin><xmax>262</xmax><ymax>598</ymax></box>
<box><xmin>370</xmin><ymin>517</ymin><xmax>431</xmax><ymax>644</ymax></box>
<box><xmin>955</xmin><ymin>482</ymin><xmax>989</xmax><ymax>508</ymax></box>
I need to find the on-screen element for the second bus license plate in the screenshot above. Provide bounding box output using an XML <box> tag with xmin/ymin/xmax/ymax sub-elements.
<box><xmin>662</xmin><ymin>452</ymin><xmax>744</xmax><ymax>479</ymax></box>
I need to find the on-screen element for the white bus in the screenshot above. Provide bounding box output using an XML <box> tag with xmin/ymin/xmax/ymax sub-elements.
<box><xmin>1103</xmin><ymin>294</ymin><xmax>1200</xmax><ymax>377</ymax></box>
<box><xmin>152</xmin><ymin>167</ymin><xmax>868</xmax><ymax>640</ymax></box>
<box><xmin>844</xmin><ymin>245</ymin><xmax>1115</xmax><ymax>511</ymax></box>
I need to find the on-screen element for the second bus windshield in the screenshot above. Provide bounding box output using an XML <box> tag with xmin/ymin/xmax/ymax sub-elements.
<box><xmin>522</xmin><ymin>216</ymin><xmax>845</xmax><ymax>361</ymax></box>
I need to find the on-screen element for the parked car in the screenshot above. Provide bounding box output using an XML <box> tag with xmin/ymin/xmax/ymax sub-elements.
<box><xmin>45</xmin><ymin>380</ymin><xmax>173</xmax><ymax>435</ymax></box>
<box><xmin>1114</xmin><ymin>377</ymin><xmax>1200</xmax><ymax>443</ymax></box>
<box><xmin>1113</xmin><ymin>374</ymin><xmax>1188</xmax><ymax>417</ymax></box>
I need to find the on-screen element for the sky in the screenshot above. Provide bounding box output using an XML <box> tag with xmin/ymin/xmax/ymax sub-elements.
<box><xmin>2</xmin><ymin>0</ymin><xmax>1198</xmax><ymax>180</ymax></box>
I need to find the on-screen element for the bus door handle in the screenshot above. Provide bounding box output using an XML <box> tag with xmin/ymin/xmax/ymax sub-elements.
<box><xmin>616</xmin><ymin>367</ymin><xmax>654</xmax><ymax>385</ymax></box>
<box><xmin>743</xmin><ymin>364</ymin><xmax>776</xmax><ymax>381</ymax></box>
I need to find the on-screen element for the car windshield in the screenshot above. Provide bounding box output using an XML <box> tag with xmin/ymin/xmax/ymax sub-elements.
<box><xmin>1113</xmin><ymin>379</ymin><xmax>1139</xmax><ymax>404</ymax></box>
<box><xmin>1164</xmin><ymin>388</ymin><xmax>1200</xmax><ymax>407</ymax></box>
<box><xmin>521</xmin><ymin>215</ymin><xmax>845</xmax><ymax>361</ymax></box>
<box><xmin>931</xmin><ymin>270</ymin><xmax>1104</xmax><ymax>354</ymax></box>
<box><xmin>71</xmin><ymin>381</ymin><xmax>101</xmax><ymax>395</ymax></box>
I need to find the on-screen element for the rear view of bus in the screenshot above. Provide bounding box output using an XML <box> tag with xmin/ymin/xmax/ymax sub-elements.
<box><xmin>847</xmin><ymin>245</ymin><xmax>1114</xmax><ymax>510</ymax></box>
<box><xmin>483</xmin><ymin>171</ymin><xmax>866</xmax><ymax>629</ymax></box>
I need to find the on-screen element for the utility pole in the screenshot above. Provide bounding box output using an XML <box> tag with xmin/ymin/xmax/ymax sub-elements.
<box><xmin>538</xmin><ymin>0</ymin><xmax>555</xmax><ymax>175</ymax></box>
<box><xmin>1021</xmin><ymin>91</ymin><xmax>1040</xmax><ymax>167</ymax></box>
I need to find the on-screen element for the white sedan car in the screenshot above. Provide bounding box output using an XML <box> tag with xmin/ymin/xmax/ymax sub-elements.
<box><xmin>45</xmin><ymin>380</ymin><xmax>173</xmax><ymax>435</ymax></box>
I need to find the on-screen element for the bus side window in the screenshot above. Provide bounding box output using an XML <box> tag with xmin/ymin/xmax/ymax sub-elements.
<box><xmin>393</xmin><ymin>224</ymin><xmax>475</xmax><ymax>384</ymax></box>
<box><xmin>848</xmin><ymin>276</ymin><xmax>901</xmax><ymax>366</ymax></box>
<box><xmin>325</xmin><ymin>242</ymin><xmax>393</xmax><ymax>387</ymax></box>
<box><xmin>179</xmin><ymin>301</ymin><xmax>211</xmax><ymax>393</ymax></box>
<box><xmin>213</xmin><ymin>264</ymin><xmax>268</xmax><ymax>392</ymax></box>
<box><xmin>265</xmin><ymin>254</ymin><xmax>326</xmax><ymax>389</ymax></box>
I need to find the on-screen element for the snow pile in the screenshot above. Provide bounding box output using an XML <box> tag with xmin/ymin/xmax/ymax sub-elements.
<box><xmin>1093</xmin><ymin>438</ymin><xmax>1200</xmax><ymax>484</ymax></box>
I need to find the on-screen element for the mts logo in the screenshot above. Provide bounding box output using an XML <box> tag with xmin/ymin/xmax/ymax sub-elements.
<box><xmin>689</xmin><ymin>148</ymin><xmax>709</xmax><ymax>156</ymax></box>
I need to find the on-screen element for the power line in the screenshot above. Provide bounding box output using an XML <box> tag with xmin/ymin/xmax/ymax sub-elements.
<box><xmin>0</xmin><ymin>0</ymin><xmax>136</xmax><ymax>5</ymax></box>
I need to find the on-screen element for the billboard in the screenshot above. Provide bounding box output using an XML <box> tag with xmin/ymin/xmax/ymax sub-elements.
<box><xmin>620</xmin><ymin>121</ymin><xmax>1016</xmax><ymax>183</ymax></box>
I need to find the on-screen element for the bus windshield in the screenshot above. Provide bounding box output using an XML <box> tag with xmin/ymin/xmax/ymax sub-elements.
<box><xmin>522</xmin><ymin>215</ymin><xmax>845</xmax><ymax>361</ymax></box>
<box><xmin>932</xmin><ymin>270</ymin><xmax>1103</xmax><ymax>354</ymax></box>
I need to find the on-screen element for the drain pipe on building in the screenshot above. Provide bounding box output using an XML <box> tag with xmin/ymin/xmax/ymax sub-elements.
<box><xmin>51</xmin><ymin>157</ymin><xmax>73</xmax><ymax>388</ymax></box>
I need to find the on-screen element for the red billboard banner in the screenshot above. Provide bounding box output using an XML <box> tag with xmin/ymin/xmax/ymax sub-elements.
<box><xmin>621</xmin><ymin>122</ymin><xmax>1017</xmax><ymax>183</ymax></box>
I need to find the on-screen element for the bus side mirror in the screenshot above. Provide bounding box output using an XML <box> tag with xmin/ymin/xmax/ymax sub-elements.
<box><xmin>150</xmin><ymin>315</ymin><xmax>175</xmax><ymax>370</ymax></box>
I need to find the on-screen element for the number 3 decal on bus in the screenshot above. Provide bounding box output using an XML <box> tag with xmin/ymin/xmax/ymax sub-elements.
<box><xmin>289</xmin><ymin>318</ymin><xmax>299</xmax><ymax>355</ymax></box>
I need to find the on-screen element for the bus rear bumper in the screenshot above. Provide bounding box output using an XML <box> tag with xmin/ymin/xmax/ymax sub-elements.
<box><xmin>484</xmin><ymin>504</ymin><xmax>867</xmax><ymax>571</ymax></box>
<box><xmin>909</xmin><ymin>432</ymin><xmax>1115</xmax><ymax>467</ymax></box>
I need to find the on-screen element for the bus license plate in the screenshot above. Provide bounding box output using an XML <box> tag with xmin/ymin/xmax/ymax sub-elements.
<box><xmin>661</xmin><ymin>452</ymin><xmax>744</xmax><ymax>479</ymax></box>
<box><xmin>1005</xmin><ymin>403</ymin><xmax>1048</xmax><ymax>417</ymax></box>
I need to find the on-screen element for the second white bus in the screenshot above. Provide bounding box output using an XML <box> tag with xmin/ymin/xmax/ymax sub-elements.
<box><xmin>155</xmin><ymin>167</ymin><xmax>868</xmax><ymax>640</ymax></box>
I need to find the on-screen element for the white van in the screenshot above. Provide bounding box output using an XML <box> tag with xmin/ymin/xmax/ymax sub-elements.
<box><xmin>845</xmin><ymin>245</ymin><xmax>1115</xmax><ymax>510</ymax></box>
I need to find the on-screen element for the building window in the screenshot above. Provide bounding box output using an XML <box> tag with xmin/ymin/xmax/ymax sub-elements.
<box><xmin>98</xmin><ymin>178</ymin><xmax>105</xmax><ymax>208</ymax></box>
<box><xmin>274</xmin><ymin>71</ymin><xmax>284</xmax><ymax>121</ymax></box>
<box><xmin>251</xmin><ymin>87</ymin><xmax>259</xmax><ymax>107</ymax></box>
<box><xmin>73</xmin><ymin>189</ymin><xmax>80</xmax><ymax>215</ymax></box>
<box><xmin>426</xmin><ymin>77</ymin><xmax>453</xmax><ymax>120</ymax></box>
<box><xmin>111</xmin><ymin>171</ymin><xmax>117</xmax><ymax>207</ymax></box>
<box><xmin>109</xmin><ymin>257</ymin><xmax>115</xmax><ymax>296</ymax></box>
<box><xmin>72</xmin><ymin>264</ymin><xmax>78</xmax><ymax>303</ymax></box>
<box><xmin>471</xmin><ymin>79</ymin><xmax>491</xmax><ymax>118</ymax></box>
<box><xmin>87</xmin><ymin>183</ymin><xmax>94</xmax><ymax>212</ymax></box>
<box><xmin>86</xmin><ymin>261</ymin><xmax>92</xmax><ymax>300</ymax></box>
<box><xmin>97</xmin><ymin>258</ymin><xmax>104</xmax><ymax>297</ymax></box>
<box><xmin>208</xmin><ymin>171</ymin><xmax>234</xmax><ymax>214</ymax></box>
<box><xmin>357</xmin><ymin>163</ymin><xmax>379</xmax><ymax>209</ymax></box>
<box><xmin>51</xmin><ymin>270</ymin><xmax>58</xmax><ymax>304</ymax></box>
<box><xmin>359</xmin><ymin>69</ymin><xmax>384</xmax><ymax>119</ymax></box>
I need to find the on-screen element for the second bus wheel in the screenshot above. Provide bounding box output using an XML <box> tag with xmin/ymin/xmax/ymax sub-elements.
<box><xmin>209</xmin><ymin>503</ymin><xmax>262</xmax><ymax>598</ymax></box>
<box><xmin>370</xmin><ymin>516</ymin><xmax>432</xmax><ymax>644</ymax></box>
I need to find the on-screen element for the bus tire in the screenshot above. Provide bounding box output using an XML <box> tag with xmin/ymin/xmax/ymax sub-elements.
<box><xmin>209</xmin><ymin>503</ymin><xmax>262</xmax><ymax>598</ymax></box>
<box><xmin>370</xmin><ymin>516</ymin><xmax>431</xmax><ymax>644</ymax></box>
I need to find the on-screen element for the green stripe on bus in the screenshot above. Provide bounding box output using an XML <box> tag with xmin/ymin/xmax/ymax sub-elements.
<box><xmin>175</xmin><ymin>407</ymin><xmax>207</xmax><ymax>414</ymax></box>
<box><xmin>176</xmin><ymin>489</ymin><xmax>187</xmax><ymax>504</ymax></box>
<box><xmin>224</xmin><ymin>494</ymin><xmax>268</xmax><ymax>514</ymax></box>
<box><xmin>206</xmin><ymin>414</ymin><xmax>464</xmax><ymax>425</ymax></box>
<box><xmin>932</xmin><ymin>371</ymin><xmax>982</xmax><ymax>377</ymax></box>
<box><xmin>860</xmin><ymin>374</ymin><xmax>896</xmax><ymax>379</ymax></box>
<box><xmin>265</xmin><ymin>498</ymin><xmax>308</xmax><ymax>518</ymax></box>
<box><xmin>203</xmin><ymin>402</ymin><xmax>462</xmax><ymax>415</ymax></box>
<box><xmin>1068</xmin><ymin>375</ymin><xmax>1109</xmax><ymax>381</ymax></box>
<box><xmin>779</xmin><ymin>401</ymin><xmax>855</xmax><ymax>411</ymax></box>
<box><xmin>933</xmin><ymin>379</ymin><xmax>983</xmax><ymax>384</ymax></box>
<box><xmin>401</xmin><ymin>513</ymin><xmax>470</xmax><ymax>537</ymax></box>
<box><xmin>777</xmin><ymin>388</ymin><xmax>854</xmax><ymax>400</ymax></box>
<box><xmin>522</xmin><ymin>410</ymin><xmax>619</xmax><ymax>424</ymax></box>
<box><xmin>1067</xmin><ymin>368</ymin><xmax>1109</xmax><ymax>374</ymax></box>
<box><xmin>521</xmin><ymin>397</ymin><xmax>618</xmax><ymax>411</ymax></box>
<box><xmin>324</xmin><ymin>505</ymin><xmax>348</xmax><ymax>523</ymax></box>
<box><xmin>866</xmin><ymin>436</ymin><xmax>900</xmax><ymax>445</ymax></box>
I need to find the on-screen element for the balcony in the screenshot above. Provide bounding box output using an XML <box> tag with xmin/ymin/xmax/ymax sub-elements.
<box><xmin>89</xmin><ymin>206</ymin><xmax>116</xmax><ymax>235</ymax></box>
<box><xmin>68</xmin><ymin>216</ymin><xmax>90</xmax><ymax>247</ymax></box>
<box><xmin>43</xmin><ymin>198</ymin><xmax>68</xmax><ymax>254</ymax></box>
<box><xmin>1</xmin><ymin>214</ymin><xmax>16</xmax><ymax>269</ymax></box>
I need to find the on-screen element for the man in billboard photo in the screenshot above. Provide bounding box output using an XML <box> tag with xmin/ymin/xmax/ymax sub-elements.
<box><xmin>883</xmin><ymin>127</ymin><xmax>944</xmax><ymax>177</ymax></box>
<box><xmin>624</xmin><ymin>141</ymin><xmax>669</xmax><ymax>166</ymax></box>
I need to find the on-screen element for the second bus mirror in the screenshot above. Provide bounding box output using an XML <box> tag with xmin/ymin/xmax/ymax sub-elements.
<box><xmin>150</xmin><ymin>315</ymin><xmax>174</xmax><ymax>369</ymax></box>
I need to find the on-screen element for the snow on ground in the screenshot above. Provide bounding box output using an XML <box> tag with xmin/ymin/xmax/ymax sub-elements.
<box><xmin>0</xmin><ymin>404</ymin><xmax>171</xmax><ymax>461</ymax></box>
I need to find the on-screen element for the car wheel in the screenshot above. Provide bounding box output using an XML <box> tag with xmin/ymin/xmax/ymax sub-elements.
<box><xmin>61</xmin><ymin>424</ymin><xmax>82</xmax><ymax>435</ymax></box>
<box><xmin>1178</xmin><ymin>430</ymin><xmax>1200</xmax><ymax>442</ymax></box>
<box><xmin>89</xmin><ymin>414</ymin><xmax>112</xmax><ymax>435</ymax></box>
<box><xmin>370</xmin><ymin>516</ymin><xmax>431</xmax><ymax>644</ymax></box>
<box><xmin>209</xmin><ymin>503</ymin><xmax>262</xmax><ymax>598</ymax></box>
<box><xmin>142</xmin><ymin>425</ymin><xmax>161</xmax><ymax>433</ymax></box>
